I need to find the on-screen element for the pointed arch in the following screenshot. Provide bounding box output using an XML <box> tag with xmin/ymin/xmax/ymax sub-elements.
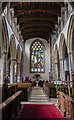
<box><xmin>30</xmin><ymin>39</ymin><xmax>46</xmax><ymax>51</ymax></box>
<box><xmin>2</xmin><ymin>16</ymin><xmax>9</xmax><ymax>54</ymax></box>
<box><xmin>67</xmin><ymin>15</ymin><xmax>74</xmax><ymax>52</ymax></box>
<box><xmin>30</xmin><ymin>39</ymin><xmax>45</xmax><ymax>73</ymax></box>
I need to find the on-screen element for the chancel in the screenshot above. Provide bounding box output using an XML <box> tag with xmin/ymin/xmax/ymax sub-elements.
<box><xmin>0</xmin><ymin>1</ymin><xmax>74</xmax><ymax>120</ymax></box>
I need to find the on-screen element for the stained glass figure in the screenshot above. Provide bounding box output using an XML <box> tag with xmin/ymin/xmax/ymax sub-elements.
<box><xmin>30</xmin><ymin>40</ymin><xmax>45</xmax><ymax>73</ymax></box>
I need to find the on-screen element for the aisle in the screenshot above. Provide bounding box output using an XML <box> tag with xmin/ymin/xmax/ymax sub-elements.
<box><xmin>20</xmin><ymin>87</ymin><xmax>65</xmax><ymax>119</ymax></box>
<box><xmin>21</xmin><ymin>104</ymin><xmax>65</xmax><ymax>119</ymax></box>
<box><xmin>28</xmin><ymin>86</ymin><xmax>49</xmax><ymax>103</ymax></box>
<box><xmin>21</xmin><ymin>86</ymin><xmax>58</xmax><ymax>105</ymax></box>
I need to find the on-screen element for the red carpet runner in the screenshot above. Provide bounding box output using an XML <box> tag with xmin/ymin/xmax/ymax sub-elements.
<box><xmin>21</xmin><ymin>104</ymin><xmax>65</xmax><ymax>120</ymax></box>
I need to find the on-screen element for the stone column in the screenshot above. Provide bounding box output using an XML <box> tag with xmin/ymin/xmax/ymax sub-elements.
<box><xmin>59</xmin><ymin>58</ymin><xmax>64</xmax><ymax>81</ymax></box>
<box><xmin>22</xmin><ymin>41</ymin><xmax>25</xmax><ymax>79</ymax></box>
<box><xmin>6</xmin><ymin>59</ymin><xmax>9</xmax><ymax>78</ymax></box>
<box><xmin>52</xmin><ymin>58</ymin><xmax>55</xmax><ymax>81</ymax></box>
<box><xmin>10</xmin><ymin>59</ymin><xmax>15</xmax><ymax>83</ymax></box>
<box><xmin>17</xmin><ymin>62</ymin><xmax>20</xmax><ymax>82</ymax></box>
<box><xmin>55</xmin><ymin>63</ymin><xmax>59</xmax><ymax>81</ymax></box>
<box><xmin>49</xmin><ymin>38</ymin><xmax>52</xmax><ymax>72</ymax></box>
<box><xmin>20</xmin><ymin>65</ymin><xmax>23</xmax><ymax>81</ymax></box>
<box><xmin>70</xmin><ymin>51</ymin><xmax>74</xmax><ymax>72</ymax></box>
<box><xmin>6</xmin><ymin>54</ymin><xmax>10</xmax><ymax>78</ymax></box>
<box><xmin>1</xmin><ymin>52</ymin><xmax>7</xmax><ymax>85</ymax></box>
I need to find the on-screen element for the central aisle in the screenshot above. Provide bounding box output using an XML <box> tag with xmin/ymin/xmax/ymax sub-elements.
<box><xmin>21</xmin><ymin>104</ymin><xmax>65</xmax><ymax>119</ymax></box>
<box><xmin>20</xmin><ymin>87</ymin><xmax>65</xmax><ymax>119</ymax></box>
<box><xmin>21</xmin><ymin>86</ymin><xmax>58</xmax><ymax>105</ymax></box>
<box><xmin>28</xmin><ymin>86</ymin><xmax>49</xmax><ymax>103</ymax></box>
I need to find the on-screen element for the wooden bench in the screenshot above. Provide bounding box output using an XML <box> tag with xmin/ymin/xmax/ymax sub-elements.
<box><xmin>7</xmin><ymin>83</ymin><xmax>32</xmax><ymax>101</ymax></box>
<box><xmin>58</xmin><ymin>85</ymin><xmax>69</xmax><ymax>95</ymax></box>
<box><xmin>0</xmin><ymin>91</ymin><xmax>22</xmax><ymax>120</ymax></box>
<box><xmin>58</xmin><ymin>91</ymin><xmax>74</xmax><ymax>119</ymax></box>
<box><xmin>2</xmin><ymin>83</ymin><xmax>18</xmax><ymax>102</ymax></box>
<box><xmin>43</xmin><ymin>83</ymin><xmax>56</xmax><ymax>98</ymax></box>
<box><xmin>17</xmin><ymin>83</ymin><xmax>32</xmax><ymax>101</ymax></box>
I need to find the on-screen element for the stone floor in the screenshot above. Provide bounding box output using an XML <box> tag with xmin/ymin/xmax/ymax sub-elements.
<box><xmin>21</xmin><ymin>86</ymin><xmax>58</xmax><ymax>107</ymax></box>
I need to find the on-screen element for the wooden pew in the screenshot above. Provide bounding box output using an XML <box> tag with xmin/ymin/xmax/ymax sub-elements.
<box><xmin>16</xmin><ymin>83</ymin><xmax>32</xmax><ymax>101</ymax></box>
<box><xmin>2</xmin><ymin>83</ymin><xmax>18</xmax><ymax>102</ymax></box>
<box><xmin>0</xmin><ymin>91</ymin><xmax>22</xmax><ymax>120</ymax></box>
<box><xmin>58</xmin><ymin>91</ymin><xmax>74</xmax><ymax>119</ymax></box>
<box><xmin>8</xmin><ymin>85</ymin><xmax>17</xmax><ymax>98</ymax></box>
<box><xmin>7</xmin><ymin>83</ymin><xmax>32</xmax><ymax>101</ymax></box>
<box><xmin>43</xmin><ymin>83</ymin><xmax>56</xmax><ymax>98</ymax></box>
<box><xmin>8</xmin><ymin>83</ymin><xmax>17</xmax><ymax>93</ymax></box>
<box><xmin>58</xmin><ymin>85</ymin><xmax>69</xmax><ymax>95</ymax></box>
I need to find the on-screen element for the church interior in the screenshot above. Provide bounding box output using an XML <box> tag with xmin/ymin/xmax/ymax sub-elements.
<box><xmin>0</xmin><ymin>1</ymin><xmax>74</xmax><ymax>120</ymax></box>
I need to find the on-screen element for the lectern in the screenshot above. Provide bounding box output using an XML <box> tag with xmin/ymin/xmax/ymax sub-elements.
<box><xmin>34</xmin><ymin>74</ymin><xmax>40</xmax><ymax>86</ymax></box>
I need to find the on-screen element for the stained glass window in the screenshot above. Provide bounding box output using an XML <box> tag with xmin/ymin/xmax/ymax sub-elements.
<box><xmin>30</xmin><ymin>40</ymin><xmax>45</xmax><ymax>73</ymax></box>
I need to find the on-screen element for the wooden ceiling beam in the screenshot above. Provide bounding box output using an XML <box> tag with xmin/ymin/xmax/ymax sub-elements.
<box><xmin>17</xmin><ymin>17</ymin><xmax>57</xmax><ymax>25</ymax></box>
<box><xmin>10</xmin><ymin>2</ymin><xmax>63</xmax><ymax>8</ymax></box>
<box><xmin>20</xmin><ymin>23</ymin><xmax>55</xmax><ymax>31</ymax></box>
<box><xmin>21</xmin><ymin>29</ymin><xmax>51</xmax><ymax>36</ymax></box>
<box><xmin>17</xmin><ymin>12</ymin><xmax>57</xmax><ymax>18</ymax></box>
<box><xmin>23</xmin><ymin>32</ymin><xmax>49</xmax><ymax>37</ymax></box>
<box><xmin>10</xmin><ymin>2</ymin><xmax>64</xmax><ymax>42</ymax></box>
<box><xmin>14</xmin><ymin>9</ymin><xmax>59</xmax><ymax>17</ymax></box>
<box><xmin>23</xmin><ymin>34</ymin><xmax>49</xmax><ymax>42</ymax></box>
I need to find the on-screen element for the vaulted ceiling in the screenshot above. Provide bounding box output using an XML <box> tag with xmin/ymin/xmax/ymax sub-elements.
<box><xmin>10</xmin><ymin>2</ymin><xmax>65</xmax><ymax>42</ymax></box>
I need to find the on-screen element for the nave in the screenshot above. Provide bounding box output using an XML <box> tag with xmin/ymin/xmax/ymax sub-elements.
<box><xmin>0</xmin><ymin>1</ymin><xmax>74</xmax><ymax>120</ymax></box>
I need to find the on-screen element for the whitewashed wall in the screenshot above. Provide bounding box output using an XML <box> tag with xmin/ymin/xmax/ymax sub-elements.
<box><xmin>24</xmin><ymin>38</ymin><xmax>50</xmax><ymax>81</ymax></box>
